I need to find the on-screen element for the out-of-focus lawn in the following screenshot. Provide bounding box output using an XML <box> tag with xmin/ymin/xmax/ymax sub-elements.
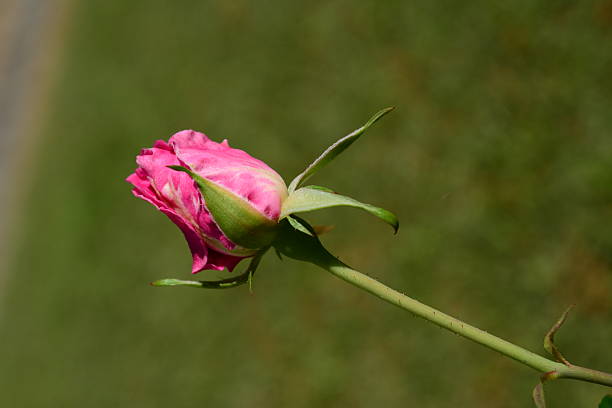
<box><xmin>2</xmin><ymin>1</ymin><xmax>612</xmax><ymax>407</ymax></box>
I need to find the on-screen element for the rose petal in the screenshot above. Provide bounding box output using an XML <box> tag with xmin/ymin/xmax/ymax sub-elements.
<box><xmin>169</xmin><ymin>130</ymin><xmax>287</xmax><ymax>220</ymax></box>
<box><xmin>203</xmin><ymin>249</ymin><xmax>245</xmax><ymax>273</ymax></box>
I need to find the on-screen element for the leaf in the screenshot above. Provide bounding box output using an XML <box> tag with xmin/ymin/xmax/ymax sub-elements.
<box><xmin>544</xmin><ymin>305</ymin><xmax>574</xmax><ymax>366</ymax></box>
<box><xmin>151</xmin><ymin>251</ymin><xmax>265</xmax><ymax>290</ymax></box>
<box><xmin>287</xmin><ymin>107</ymin><xmax>394</xmax><ymax>192</ymax></box>
<box><xmin>305</xmin><ymin>185</ymin><xmax>336</xmax><ymax>193</ymax></box>
<box><xmin>599</xmin><ymin>395</ymin><xmax>612</xmax><ymax>408</ymax></box>
<box><xmin>151</xmin><ymin>276</ymin><xmax>249</xmax><ymax>289</ymax></box>
<box><xmin>281</xmin><ymin>186</ymin><xmax>399</xmax><ymax>233</ymax></box>
<box><xmin>532</xmin><ymin>381</ymin><xmax>547</xmax><ymax>408</ymax></box>
<box><xmin>151</xmin><ymin>279</ymin><xmax>205</xmax><ymax>288</ymax></box>
<box><xmin>168</xmin><ymin>165</ymin><xmax>278</xmax><ymax>249</ymax></box>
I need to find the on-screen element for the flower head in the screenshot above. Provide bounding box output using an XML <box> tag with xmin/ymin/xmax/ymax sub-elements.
<box><xmin>127</xmin><ymin>130</ymin><xmax>288</xmax><ymax>273</ymax></box>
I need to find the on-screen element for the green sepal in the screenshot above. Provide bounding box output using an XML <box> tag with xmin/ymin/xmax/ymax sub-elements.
<box><xmin>305</xmin><ymin>185</ymin><xmax>335</xmax><ymax>193</ymax></box>
<box><xmin>151</xmin><ymin>250</ymin><xmax>265</xmax><ymax>290</ymax></box>
<box><xmin>151</xmin><ymin>279</ymin><xmax>204</xmax><ymax>288</ymax></box>
<box><xmin>280</xmin><ymin>186</ymin><xmax>399</xmax><ymax>233</ymax></box>
<box><xmin>151</xmin><ymin>277</ymin><xmax>250</xmax><ymax>289</ymax></box>
<box><xmin>287</xmin><ymin>215</ymin><xmax>315</xmax><ymax>236</ymax></box>
<box><xmin>168</xmin><ymin>165</ymin><xmax>279</xmax><ymax>249</ymax></box>
<box><xmin>288</xmin><ymin>107</ymin><xmax>394</xmax><ymax>193</ymax></box>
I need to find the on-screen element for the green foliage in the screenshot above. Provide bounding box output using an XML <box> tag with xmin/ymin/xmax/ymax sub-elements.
<box><xmin>152</xmin><ymin>252</ymin><xmax>264</xmax><ymax>289</ymax></box>
<box><xmin>599</xmin><ymin>395</ymin><xmax>612</xmax><ymax>408</ymax></box>
<box><xmin>282</xmin><ymin>186</ymin><xmax>399</xmax><ymax>233</ymax></box>
<box><xmin>288</xmin><ymin>107</ymin><xmax>394</xmax><ymax>192</ymax></box>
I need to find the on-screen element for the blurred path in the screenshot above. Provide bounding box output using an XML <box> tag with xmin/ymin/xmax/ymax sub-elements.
<box><xmin>0</xmin><ymin>0</ymin><xmax>70</xmax><ymax>289</ymax></box>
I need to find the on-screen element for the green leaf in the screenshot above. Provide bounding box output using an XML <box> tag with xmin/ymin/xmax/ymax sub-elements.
<box><xmin>600</xmin><ymin>395</ymin><xmax>612</xmax><ymax>408</ymax></box>
<box><xmin>305</xmin><ymin>185</ymin><xmax>336</xmax><ymax>193</ymax></box>
<box><xmin>151</xmin><ymin>279</ymin><xmax>205</xmax><ymax>288</ymax></box>
<box><xmin>288</xmin><ymin>107</ymin><xmax>394</xmax><ymax>192</ymax></box>
<box><xmin>151</xmin><ymin>251</ymin><xmax>265</xmax><ymax>290</ymax></box>
<box><xmin>281</xmin><ymin>186</ymin><xmax>399</xmax><ymax>233</ymax></box>
<box><xmin>168</xmin><ymin>165</ymin><xmax>279</xmax><ymax>249</ymax></box>
<box><xmin>151</xmin><ymin>277</ymin><xmax>249</xmax><ymax>289</ymax></box>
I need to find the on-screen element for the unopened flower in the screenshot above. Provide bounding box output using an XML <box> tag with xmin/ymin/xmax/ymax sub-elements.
<box><xmin>127</xmin><ymin>130</ymin><xmax>288</xmax><ymax>273</ymax></box>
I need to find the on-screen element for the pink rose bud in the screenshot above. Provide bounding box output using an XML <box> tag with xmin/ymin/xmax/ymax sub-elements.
<box><xmin>126</xmin><ymin>130</ymin><xmax>288</xmax><ymax>273</ymax></box>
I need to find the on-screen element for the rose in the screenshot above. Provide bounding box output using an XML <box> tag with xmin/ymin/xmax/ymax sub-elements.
<box><xmin>126</xmin><ymin>130</ymin><xmax>288</xmax><ymax>273</ymax></box>
<box><xmin>128</xmin><ymin>108</ymin><xmax>397</xmax><ymax>280</ymax></box>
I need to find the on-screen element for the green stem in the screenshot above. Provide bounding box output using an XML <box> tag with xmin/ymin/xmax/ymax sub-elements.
<box><xmin>317</xmin><ymin>252</ymin><xmax>612</xmax><ymax>386</ymax></box>
<box><xmin>273</xmin><ymin>219</ymin><xmax>612</xmax><ymax>387</ymax></box>
<box><xmin>557</xmin><ymin>365</ymin><xmax>612</xmax><ymax>387</ymax></box>
<box><xmin>317</xmin><ymin>253</ymin><xmax>562</xmax><ymax>372</ymax></box>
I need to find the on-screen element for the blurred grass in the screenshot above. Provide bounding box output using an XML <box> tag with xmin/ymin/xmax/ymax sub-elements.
<box><xmin>2</xmin><ymin>0</ymin><xmax>612</xmax><ymax>406</ymax></box>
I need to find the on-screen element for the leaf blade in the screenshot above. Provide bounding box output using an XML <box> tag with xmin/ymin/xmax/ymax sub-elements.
<box><xmin>288</xmin><ymin>107</ymin><xmax>394</xmax><ymax>192</ymax></box>
<box><xmin>151</xmin><ymin>251</ymin><xmax>265</xmax><ymax>290</ymax></box>
<box><xmin>281</xmin><ymin>186</ymin><xmax>399</xmax><ymax>233</ymax></box>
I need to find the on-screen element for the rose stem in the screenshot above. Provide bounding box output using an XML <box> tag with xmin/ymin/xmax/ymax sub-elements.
<box><xmin>275</xmin><ymin>221</ymin><xmax>612</xmax><ymax>387</ymax></box>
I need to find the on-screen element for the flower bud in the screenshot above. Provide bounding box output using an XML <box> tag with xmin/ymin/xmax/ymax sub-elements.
<box><xmin>127</xmin><ymin>130</ymin><xmax>288</xmax><ymax>273</ymax></box>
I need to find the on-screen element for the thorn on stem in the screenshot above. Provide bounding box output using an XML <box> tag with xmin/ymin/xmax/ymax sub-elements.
<box><xmin>544</xmin><ymin>305</ymin><xmax>574</xmax><ymax>366</ymax></box>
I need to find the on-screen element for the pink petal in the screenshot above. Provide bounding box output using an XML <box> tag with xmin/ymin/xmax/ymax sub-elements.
<box><xmin>169</xmin><ymin>130</ymin><xmax>287</xmax><ymax>220</ymax></box>
<box><xmin>127</xmin><ymin>144</ymin><xmax>239</xmax><ymax>272</ymax></box>
<box><xmin>201</xmin><ymin>249</ymin><xmax>245</xmax><ymax>273</ymax></box>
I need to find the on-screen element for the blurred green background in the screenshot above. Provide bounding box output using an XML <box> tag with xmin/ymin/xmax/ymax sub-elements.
<box><xmin>2</xmin><ymin>1</ymin><xmax>612</xmax><ymax>407</ymax></box>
